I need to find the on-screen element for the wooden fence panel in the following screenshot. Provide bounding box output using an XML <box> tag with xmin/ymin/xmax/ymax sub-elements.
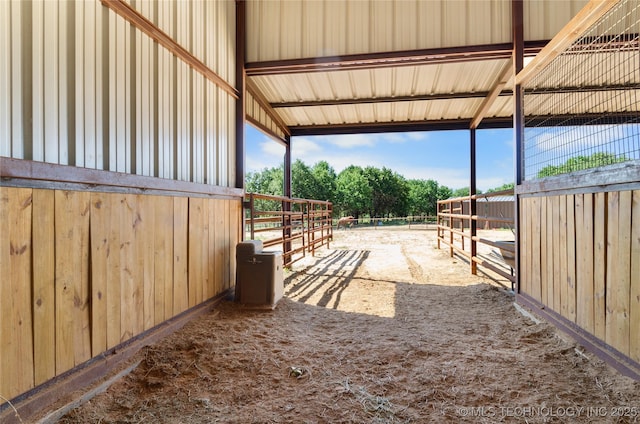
<box><xmin>521</xmin><ymin>189</ymin><xmax>638</xmax><ymax>361</ymax></box>
<box><xmin>0</xmin><ymin>187</ymin><xmax>240</xmax><ymax>403</ymax></box>
<box><xmin>32</xmin><ymin>189</ymin><xmax>56</xmax><ymax>385</ymax></box>
<box><xmin>0</xmin><ymin>187</ymin><xmax>34</xmax><ymax>398</ymax></box>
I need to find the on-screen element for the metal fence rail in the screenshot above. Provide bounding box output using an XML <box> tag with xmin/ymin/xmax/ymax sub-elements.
<box><xmin>437</xmin><ymin>189</ymin><xmax>516</xmax><ymax>288</ymax></box>
<box><xmin>244</xmin><ymin>193</ymin><xmax>333</xmax><ymax>267</ymax></box>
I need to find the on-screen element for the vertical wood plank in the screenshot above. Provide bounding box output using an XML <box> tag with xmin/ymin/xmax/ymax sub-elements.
<box><xmin>173</xmin><ymin>197</ymin><xmax>189</xmax><ymax>314</ymax></box>
<box><xmin>32</xmin><ymin>189</ymin><xmax>56</xmax><ymax>385</ymax></box>
<box><xmin>551</xmin><ymin>196</ymin><xmax>561</xmax><ymax>313</ymax></box>
<box><xmin>106</xmin><ymin>193</ymin><xmax>121</xmax><ymax>349</ymax></box>
<box><xmin>231</xmin><ymin>199</ymin><xmax>241</xmax><ymax>289</ymax></box>
<box><xmin>608</xmin><ymin>191</ymin><xmax>632</xmax><ymax>355</ymax></box>
<box><xmin>201</xmin><ymin>199</ymin><xmax>211</xmax><ymax>300</ymax></box>
<box><xmin>540</xmin><ymin>196</ymin><xmax>548</xmax><ymax>305</ymax></box>
<box><xmin>593</xmin><ymin>192</ymin><xmax>607</xmax><ymax>341</ymax></box>
<box><xmin>545</xmin><ymin>197</ymin><xmax>555</xmax><ymax>308</ymax></box>
<box><xmin>0</xmin><ymin>188</ymin><xmax>34</xmax><ymax>399</ymax></box>
<box><xmin>90</xmin><ymin>192</ymin><xmax>109</xmax><ymax>356</ymax></box>
<box><xmin>576</xmin><ymin>194</ymin><xmax>595</xmax><ymax>334</ymax></box>
<box><xmin>188</xmin><ymin>197</ymin><xmax>203</xmax><ymax>307</ymax></box>
<box><xmin>138</xmin><ymin>195</ymin><xmax>155</xmax><ymax>331</ymax></box>
<box><xmin>519</xmin><ymin>197</ymin><xmax>528</xmax><ymax>295</ymax></box>
<box><xmin>566</xmin><ymin>195</ymin><xmax>577</xmax><ymax>322</ymax></box>
<box><xmin>215</xmin><ymin>199</ymin><xmax>225</xmax><ymax>294</ymax></box>
<box><xmin>207</xmin><ymin>199</ymin><xmax>217</xmax><ymax>299</ymax></box>
<box><xmin>55</xmin><ymin>190</ymin><xmax>91</xmax><ymax>371</ymax></box>
<box><xmin>0</xmin><ymin>188</ymin><xmax>7</xmax><ymax>397</ymax></box>
<box><xmin>225</xmin><ymin>199</ymin><xmax>232</xmax><ymax>289</ymax></box>
<box><xmin>119</xmin><ymin>195</ymin><xmax>138</xmax><ymax>343</ymax></box>
<box><xmin>153</xmin><ymin>196</ymin><xmax>173</xmax><ymax>325</ymax></box>
<box><xmin>128</xmin><ymin>195</ymin><xmax>146</xmax><ymax>335</ymax></box>
<box><xmin>531</xmin><ymin>197</ymin><xmax>542</xmax><ymax>302</ymax></box>
<box><xmin>559</xmin><ymin>195</ymin><xmax>569</xmax><ymax>319</ymax></box>
<box><xmin>630</xmin><ymin>190</ymin><xmax>640</xmax><ymax>363</ymax></box>
<box><xmin>526</xmin><ymin>197</ymin><xmax>533</xmax><ymax>297</ymax></box>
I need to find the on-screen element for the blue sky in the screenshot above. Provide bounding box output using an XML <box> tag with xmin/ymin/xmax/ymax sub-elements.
<box><xmin>245</xmin><ymin>124</ymin><xmax>515</xmax><ymax>192</ymax></box>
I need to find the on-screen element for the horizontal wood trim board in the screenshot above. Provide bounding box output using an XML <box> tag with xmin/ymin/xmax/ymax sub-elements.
<box><xmin>100</xmin><ymin>0</ymin><xmax>238</xmax><ymax>99</ymax></box>
<box><xmin>517</xmin><ymin>162</ymin><xmax>640</xmax><ymax>196</ymax></box>
<box><xmin>0</xmin><ymin>158</ymin><xmax>244</xmax><ymax>199</ymax></box>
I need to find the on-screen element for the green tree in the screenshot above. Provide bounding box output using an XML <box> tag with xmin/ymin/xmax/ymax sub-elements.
<box><xmin>291</xmin><ymin>160</ymin><xmax>315</xmax><ymax>199</ymax></box>
<box><xmin>486</xmin><ymin>182</ymin><xmax>515</xmax><ymax>193</ymax></box>
<box><xmin>245</xmin><ymin>166</ymin><xmax>284</xmax><ymax>211</ymax></box>
<box><xmin>311</xmin><ymin>161</ymin><xmax>337</xmax><ymax>203</ymax></box>
<box><xmin>449</xmin><ymin>187</ymin><xmax>484</xmax><ymax>198</ymax></box>
<box><xmin>335</xmin><ymin>165</ymin><xmax>372</xmax><ymax>218</ymax></box>
<box><xmin>408</xmin><ymin>179</ymin><xmax>440</xmax><ymax>216</ymax></box>
<box><xmin>537</xmin><ymin>152</ymin><xmax>628</xmax><ymax>178</ymax></box>
<box><xmin>437</xmin><ymin>185</ymin><xmax>453</xmax><ymax>201</ymax></box>
<box><xmin>363</xmin><ymin>167</ymin><xmax>408</xmax><ymax>217</ymax></box>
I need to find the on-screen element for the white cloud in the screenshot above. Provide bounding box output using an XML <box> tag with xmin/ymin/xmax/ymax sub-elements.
<box><xmin>323</xmin><ymin>133</ymin><xmax>377</xmax><ymax>149</ymax></box>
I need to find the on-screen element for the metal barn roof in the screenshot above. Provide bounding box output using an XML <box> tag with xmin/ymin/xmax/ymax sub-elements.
<box><xmin>243</xmin><ymin>0</ymin><xmax>594</xmax><ymax>138</ymax></box>
<box><xmin>242</xmin><ymin>0</ymin><xmax>638</xmax><ymax>140</ymax></box>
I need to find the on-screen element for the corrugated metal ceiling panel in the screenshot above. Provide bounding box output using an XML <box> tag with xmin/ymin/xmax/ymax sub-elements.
<box><xmin>277</xmin><ymin>97</ymin><xmax>509</xmax><ymax>128</ymax></box>
<box><xmin>250</xmin><ymin>59</ymin><xmax>512</xmax><ymax>104</ymax></box>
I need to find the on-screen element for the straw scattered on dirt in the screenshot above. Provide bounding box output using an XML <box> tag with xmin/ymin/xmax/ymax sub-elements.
<box><xmin>59</xmin><ymin>227</ymin><xmax>639</xmax><ymax>423</ymax></box>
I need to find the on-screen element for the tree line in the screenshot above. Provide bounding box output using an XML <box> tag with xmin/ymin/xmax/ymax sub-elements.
<box><xmin>246</xmin><ymin>152</ymin><xmax>626</xmax><ymax>218</ymax></box>
<box><xmin>246</xmin><ymin>160</ymin><xmax>513</xmax><ymax>219</ymax></box>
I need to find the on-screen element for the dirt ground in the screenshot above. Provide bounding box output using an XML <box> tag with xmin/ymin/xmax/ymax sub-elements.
<box><xmin>58</xmin><ymin>227</ymin><xmax>639</xmax><ymax>423</ymax></box>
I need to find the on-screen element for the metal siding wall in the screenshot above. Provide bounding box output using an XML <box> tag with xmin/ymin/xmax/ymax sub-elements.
<box><xmin>524</xmin><ymin>0</ymin><xmax>589</xmax><ymax>41</ymax></box>
<box><xmin>0</xmin><ymin>1</ymin><xmax>11</xmax><ymax>157</ymax></box>
<box><xmin>246</xmin><ymin>0</ymin><xmax>513</xmax><ymax>62</ymax></box>
<box><xmin>1</xmin><ymin>0</ymin><xmax>237</xmax><ymax>188</ymax></box>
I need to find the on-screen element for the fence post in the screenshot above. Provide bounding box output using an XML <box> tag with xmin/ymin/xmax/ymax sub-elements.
<box><xmin>249</xmin><ymin>193</ymin><xmax>255</xmax><ymax>240</ymax></box>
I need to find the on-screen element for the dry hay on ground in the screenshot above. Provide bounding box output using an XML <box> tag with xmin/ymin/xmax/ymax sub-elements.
<box><xmin>59</xmin><ymin>228</ymin><xmax>639</xmax><ymax>423</ymax></box>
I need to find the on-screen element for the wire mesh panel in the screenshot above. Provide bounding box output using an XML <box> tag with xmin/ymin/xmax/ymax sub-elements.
<box><xmin>523</xmin><ymin>0</ymin><xmax>640</xmax><ymax>180</ymax></box>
